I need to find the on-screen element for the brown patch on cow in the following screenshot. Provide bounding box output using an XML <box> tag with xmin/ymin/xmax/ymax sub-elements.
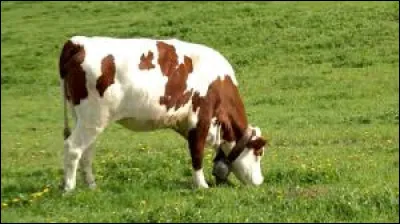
<box><xmin>202</xmin><ymin>76</ymin><xmax>248</xmax><ymax>141</ymax></box>
<box><xmin>138</xmin><ymin>51</ymin><xmax>155</xmax><ymax>70</ymax></box>
<box><xmin>157</xmin><ymin>41</ymin><xmax>178</xmax><ymax>76</ymax></box>
<box><xmin>156</xmin><ymin>41</ymin><xmax>194</xmax><ymax>110</ymax></box>
<box><xmin>191</xmin><ymin>91</ymin><xmax>202</xmax><ymax>113</ymax></box>
<box><xmin>184</xmin><ymin>56</ymin><xmax>193</xmax><ymax>73</ymax></box>
<box><xmin>59</xmin><ymin>40</ymin><xmax>88</xmax><ymax>105</ymax></box>
<box><xmin>187</xmin><ymin>75</ymin><xmax>249</xmax><ymax>170</ymax></box>
<box><xmin>247</xmin><ymin>137</ymin><xmax>267</xmax><ymax>156</ymax></box>
<box><xmin>96</xmin><ymin>54</ymin><xmax>116</xmax><ymax>97</ymax></box>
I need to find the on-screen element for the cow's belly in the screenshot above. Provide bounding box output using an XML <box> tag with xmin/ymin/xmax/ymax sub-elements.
<box><xmin>111</xmin><ymin>83</ymin><xmax>193</xmax><ymax>132</ymax></box>
<box><xmin>117</xmin><ymin>117</ymin><xmax>165</xmax><ymax>131</ymax></box>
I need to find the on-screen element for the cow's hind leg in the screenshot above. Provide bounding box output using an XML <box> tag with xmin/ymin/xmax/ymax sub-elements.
<box><xmin>62</xmin><ymin>121</ymin><xmax>105</xmax><ymax>193</ymax></box>
<box><xmin>79</xmin><ymin>144</ymin><xmax>96</xmax><ymax>189</ymax></box>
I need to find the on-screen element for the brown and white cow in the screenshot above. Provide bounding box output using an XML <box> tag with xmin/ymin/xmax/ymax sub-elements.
<box><xmin>59</xmin><ymin>36</ymin><xmax>267</xmax><ymax>192</ymax></box>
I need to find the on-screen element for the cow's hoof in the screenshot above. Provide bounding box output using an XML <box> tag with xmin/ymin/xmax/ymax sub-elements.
<box><xmin>60</xmin><ymin>185</ymin><xmax>75</xmax><ymax>196</ymax></box>
<box><xmin>87</xmin><ymin>182</ymin><xmax>97</xmax><ymax>190</ymax></box>
<box><xmin>59</xmin><ymin>179</ymin><xmax>75</xmax><ymax>194</ymax></box>
<box><xmin>61</xmin><ymin>189</ymin><xmax>74</xmax><ymax>196</ymax></box>
<box><xmin>195</xmin><ymin>185</ymin><xmax>209</xmax><ymax>189</ymax></box>
<box><xmin>193</xmin><ymin>182</ymin><xmax>209</xmax><ymax>189</ymax></box>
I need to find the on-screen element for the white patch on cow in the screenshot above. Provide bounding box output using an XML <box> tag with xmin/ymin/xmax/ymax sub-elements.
<box><xmin>221</xmin><ymin>141</ymin><xmax>236</xmax><ymax>156</ymax></box>
<box><xmin>193</xmin><ymin>168</ymin><xmax>209</xmax><ymax>188</ymax></box>
<box><xmin>250</xmin><ymin>125</ymin><xmax>262</xmax><ymax>138</ymax></box>
<box><xmin>205</xmin><ymin>117</ymin><xmax>222</xmax><ymax>148</ymax></box>
<box><xmin>188</xmin><ymin>107</ymin><xmax>200</xmax><ymax>130</ymax></box>
<box><xmin>231</xmin><ymin>149</ymin><xmax>264</xmax><ymax>186</ymax></box>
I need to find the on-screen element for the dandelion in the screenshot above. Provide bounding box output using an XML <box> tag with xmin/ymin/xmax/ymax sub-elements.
<box><xmin>31</xmin><ymin>192</ymin><xmax>43</xmax><ymax>198</ymax></box>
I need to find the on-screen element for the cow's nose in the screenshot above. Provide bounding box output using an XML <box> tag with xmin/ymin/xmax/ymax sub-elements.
<box><xmin>252</xmin><ymin>175</ymin><xmax>264</xmax><ymax>186</ymax></box>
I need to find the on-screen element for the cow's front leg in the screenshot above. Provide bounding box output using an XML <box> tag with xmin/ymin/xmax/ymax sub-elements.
<box><xmin>188</xmin><ymin>127</ymin><xmax>209</xmax><ymax>189</ymax></box>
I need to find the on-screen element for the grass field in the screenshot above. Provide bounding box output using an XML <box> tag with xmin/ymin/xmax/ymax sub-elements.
<box><xmin>1</xmin><ymin>1</ymin><xmax>399</xmax><ymax>222</ymax></box>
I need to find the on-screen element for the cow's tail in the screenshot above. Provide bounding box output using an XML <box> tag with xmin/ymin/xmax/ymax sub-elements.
<box><xmin>59</xmin><ymin>39</ymin><xmax>80</xmax><ymax>140</ymax></box>
<box><xmin>61</xmin><ymin>80</ymin><xmax>71</xmax><ymax>140</ymax></box>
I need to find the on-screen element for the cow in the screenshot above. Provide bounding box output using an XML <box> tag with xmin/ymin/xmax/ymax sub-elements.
<box><xmin>58</xmin><ymin>36</ymin><xmax>268</xmax><ymax>192</ymax></box>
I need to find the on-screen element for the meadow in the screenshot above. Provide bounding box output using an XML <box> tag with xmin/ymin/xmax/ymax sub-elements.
<box><xmin>1</xmin><ymin>1</ymin><xmax>399</xmax><ymax>222</ymax></box>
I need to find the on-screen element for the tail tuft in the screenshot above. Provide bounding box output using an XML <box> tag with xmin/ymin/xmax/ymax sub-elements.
<box><xmin>63</xmin><ymin>127</ymin><xmax>71</xmax><ymax>140</ymax></box>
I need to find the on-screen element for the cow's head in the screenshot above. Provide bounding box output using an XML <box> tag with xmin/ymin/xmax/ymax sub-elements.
<box><xmin>216</xmin><ymin>125</ymin><xmax>267</xmax><ymax>186</ymax></box>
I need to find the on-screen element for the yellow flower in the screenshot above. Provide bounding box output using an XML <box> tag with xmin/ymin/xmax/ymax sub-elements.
<box><xmin>197</xmin><ymin>196</ymin><xmax>204</xmax><ymax>200</ymax></box>
<box><xmin>43</xmin><ymin>188</ymin><xmax>49</xmax><ymax>193</ymax></box>
<box><xmin>31</xmin><ymin>192</ymin><xmax>43</xmax><ymax>198</ymax></box>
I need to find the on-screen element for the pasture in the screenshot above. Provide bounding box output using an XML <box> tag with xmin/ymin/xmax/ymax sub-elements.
<box><xmin>1</xmin><ymin>1</ymin><xmax>399</xmax><ymax>222</ymax></box>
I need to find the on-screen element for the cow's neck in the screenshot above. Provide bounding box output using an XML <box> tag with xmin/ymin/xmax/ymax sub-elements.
<box><xmin>174</xmin><ymin>75</ymin><xmax>249</xmax><ymax>151</ymax></box>
<box><xmin>213</xmin><ymin>76</ymin><xmax>249</xmax><ymax>155</ymax></box>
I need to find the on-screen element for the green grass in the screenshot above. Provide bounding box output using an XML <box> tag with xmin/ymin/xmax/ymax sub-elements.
<box><xmin>1</xmin><ymin>1</ymin><xmax>399</xmax><ymax>222</ymax></box>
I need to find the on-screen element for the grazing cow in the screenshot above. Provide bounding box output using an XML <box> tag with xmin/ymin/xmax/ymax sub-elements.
<box><xmin>59</xmin><ymin>36</ymin><xmax>268</xmax><ymax>192</ymax></box>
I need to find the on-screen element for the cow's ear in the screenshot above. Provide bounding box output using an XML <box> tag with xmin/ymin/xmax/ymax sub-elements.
<box><xmin>247</xmin><ymin>137</ymin><xmax>267</xmax><ymax>150</ymax></box>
